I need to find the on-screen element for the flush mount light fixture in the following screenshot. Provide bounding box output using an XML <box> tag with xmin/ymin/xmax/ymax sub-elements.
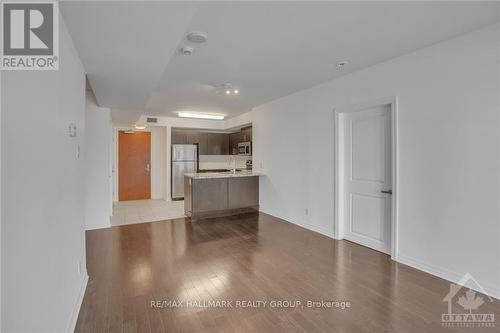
<box><xmin>187</xmin><ymin>32</ymin><xmax>208</xmax><ymax>43</ymax></box>
<box><xmin>178</xmin><ymin>112</ymin><xmax>225</xmax><ymax>120</ymax></box>
<box><xmin>337</xmin><ymin>60</ymin><xmax>349</xmax><ymax>69</ymax></box>
<box><xmin>216</xmin><ymin>83</ymin><xmax>239</xmax><ymax>95</ymax></box>
<box><xmin>134</xmin><ymin>124</ymin><xmax>147</xmax><ymax>130</ymax></box>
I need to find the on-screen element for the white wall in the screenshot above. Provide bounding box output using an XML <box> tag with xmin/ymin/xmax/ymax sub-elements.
<box><xmin>249</xmin><ymin>24</ymin><xmax>500</xmax><ymax>297</ymax></box>
<box><xmin>84</xmin><ymin>92</ymin><xmax>112</xmax><ymax>230</ymax></box>
<box><xmin>1</xmin><ymin>16</ymin><xmax>88</xmax><ymax>332</ymax></box>
<box><xmin>0</xmin><ymin>61</ymin><xmax>2</xmax><ymax>331</ymax></box>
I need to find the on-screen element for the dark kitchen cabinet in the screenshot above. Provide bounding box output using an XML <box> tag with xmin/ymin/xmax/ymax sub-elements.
<box><xmin>197</xmin><ymin>133</ymin><xmax>208</xmax><ymax>155</ymax></box>
<box><xmin>228</xmin><ymin>126</ymin><xmax>252</xmax><ymax>155</ymax></box>
<box><xmin>229</xmin><ymin>132</ymin><xmax>241</xmax><ymax>155</ymax></box>
<box><xmin>173</xmin><ymin>129</ymin><xmax>245</xmax><ymax>155</ymax></box>
<box><xmin>241</xmin><ymin>126</ymin><xmax>252</xmax><ymax>142</ymax></box>
<box><xmin>172</xmin><ymin>129</ymin><xmax>188</xmax><ymax>144</ymax></box>
<box><xmin>185</xmin><ymin>130</ymin><xmax>208</xmax><ymax>155</ymax></box>
<box><xmin>185</xmin><ymin>130</ymin><xmax>200</xmax><ymax>144</ymax></box>
<box><xmin>207</xmin><ymin>133</ymin><xmax>229</xmax><ymax>155</ymax></box>
<box><xmin>172</xmin><ymin>130</ymin><xmax>206</xmax><ymax>149</ymax></box>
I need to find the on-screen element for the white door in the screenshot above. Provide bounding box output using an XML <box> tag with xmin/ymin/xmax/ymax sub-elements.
<box><xmin>343</xmin><ymin>105</ymin><xmax>392</xmax><ymax>254</ymax></box>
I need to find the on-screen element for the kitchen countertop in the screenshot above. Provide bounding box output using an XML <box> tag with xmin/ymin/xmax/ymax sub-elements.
<box><xmin>184</xmin><ymin>170</ymin><xmax>263</xmax><ymax>179</ymax></box>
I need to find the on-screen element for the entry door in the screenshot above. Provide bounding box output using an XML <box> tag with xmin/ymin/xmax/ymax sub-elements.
<box><xmin>343</xmin><ymin>105</ymin><xmax>392</xmax><ymax>254</ymax></box>
<box><xmin>119</xmin><ymin>131</ymin><xmax>151</xmax><ymax>201</ymax></box>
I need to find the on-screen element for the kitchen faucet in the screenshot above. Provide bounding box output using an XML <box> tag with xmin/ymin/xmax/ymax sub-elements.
<box><xmin>229</xmin><ymin>156</ymin><xmax>236</xmax><ymax>174</ymax></box>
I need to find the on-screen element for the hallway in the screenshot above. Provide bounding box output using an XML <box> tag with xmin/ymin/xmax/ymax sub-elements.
<box><xmin>111</xmin><ymin>200</ymin><xmax>185</xmax><ymax>226</ymax></box>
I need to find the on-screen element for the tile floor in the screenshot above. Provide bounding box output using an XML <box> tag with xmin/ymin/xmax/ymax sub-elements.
<box><xmin>110</xmin><ymin>199</ymin><xmax>185</xmax><ymax>226</ymax></box>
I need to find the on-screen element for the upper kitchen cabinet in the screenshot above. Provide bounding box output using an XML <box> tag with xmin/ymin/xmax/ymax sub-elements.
<box><xmin>185</xmin><ymin>130</ymin><xmax>208</xmax><ymax>154</ymax></box>
<box><xmin>207</xmin><ymin>133</ymin><xmax>229</xmax><ymax>155</ymax></box>
<box><xmin>185</xmin><ymin>130</ymin><xmax>201</xmax><ymax>144</ymax></box>
<box><xmin>229</xmin><ymin>132</ymin><xmax>243</xmax><ymax>155</ymax></box>
<box><xmin>197</xmin><ymin>133</ymin><xmax>209</xmax><ymax>155</ymax></box>
<box><xmin>229</xmin><ymin>126</ymin><xmax>252</xmax><ymax>155</ymax></box>
<box><xmin>172</xmin><ymin>129</ymin><xmax>189</xmax><ymax>144</ymax></box>
<box><xmin>172</xmin><ymin>129</ymin><xmax>207</xmax><ymax>153</ymax></box>
<box><xmin>241</xmin><ymin>126</ymin><xmax>252</xmax><ymax>142</ymax></box>
<box><xmin>172</xmin><ymin>127</ymin><xmax>251</xmax><ymax>155</ymax></box>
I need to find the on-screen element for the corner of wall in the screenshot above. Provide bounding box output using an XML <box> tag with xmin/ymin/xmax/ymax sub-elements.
<box><xmin>66</xmin><ymin>273</ymin><xmax>89</xmax><ymax>333</ymax></box>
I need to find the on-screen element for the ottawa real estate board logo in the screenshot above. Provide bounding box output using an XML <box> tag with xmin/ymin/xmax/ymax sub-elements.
<box><xmin>1</xmin><ymin>1</ymin><xmax>59</xmax><ymax>70</ymax></box>
<box><xmin>441</xmin><ymin>273</ymin><xmax>495</xmax><ymax>328</ymax></box>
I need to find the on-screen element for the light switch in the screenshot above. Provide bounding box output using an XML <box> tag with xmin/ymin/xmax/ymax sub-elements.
<box><xmin>68</xmin><ymin>123</ymin><xmax>77</xmax><ymax>137</ymax></box>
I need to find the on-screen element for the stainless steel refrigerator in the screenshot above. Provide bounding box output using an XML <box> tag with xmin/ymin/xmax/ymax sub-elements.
<box><xmin>171</xmin><ymin>144</ymin><xmax>198</xmax><ymax>200</ymax></box>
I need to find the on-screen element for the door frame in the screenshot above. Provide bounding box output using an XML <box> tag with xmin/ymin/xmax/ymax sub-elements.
<box><xmin>333</xmin><ymin>96</ymin><xmax>399</xmax><ymax>260</ymax></box>
<box><xmin>113</xmin><ymin>126</ymin><xmax>152</xmax><ymax>202</ymax></box>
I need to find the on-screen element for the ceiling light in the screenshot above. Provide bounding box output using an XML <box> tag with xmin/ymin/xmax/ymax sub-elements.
<box><xmin>216</xmin><ymin>83</ymin><xmax>240</xmax><ymax>95</ymax></box>
<box><xmin>178</xmin><ymin>112</ymin><xmax>225</xmax><ymax>120</ymax></box>
<box><xmin>187</xmin><ymin>32</ymin><xmax>208</xmax><ymax>43</ymax></box>
<box><xmin>134</xmin><ymin>124</ymin><xmax>147</xmax><ymax>130</ymax></box>
<box><xmin>337</xmin><ymin>60</ymin><xmax>349</xmax><ymax>69</ymax></box>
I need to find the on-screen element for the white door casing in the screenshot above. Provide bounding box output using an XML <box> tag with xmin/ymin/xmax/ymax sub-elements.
<box><xmin>342</xmin><ymin>105</ymin><xmax>392</xmax><ymax>254</ymax></box>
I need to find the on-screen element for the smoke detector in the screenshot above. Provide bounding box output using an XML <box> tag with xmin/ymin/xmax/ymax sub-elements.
<box><xmin>187</xmin><ymin>32</ymin><xmax>208</xmax><ymax>43</ymax></box>
<box><xmin>180</xmin><ymin>46</ymin><xmax>194</xmax><ymax>56</ymax></box>
<box><xmin>336</xmin><ymin>60</ymin><xmax>349</xmax><ymax>69</ymax></box>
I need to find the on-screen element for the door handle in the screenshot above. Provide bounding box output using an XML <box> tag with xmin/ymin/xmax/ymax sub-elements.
<box><xmin>146</xmin><ymin>164</ymin><xmax>150</xmax><ymax>172</ymax></box>
<box><xmin>381</xmin><ymin>190</ymin><xmax>392</xmax><ymax>194</ymax></box>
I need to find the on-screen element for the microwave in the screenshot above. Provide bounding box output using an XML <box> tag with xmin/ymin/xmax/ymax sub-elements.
<box><xmin>238</xmin><ymin>142</ymin><xmax>252</xmax><ymax>155</ymax></box>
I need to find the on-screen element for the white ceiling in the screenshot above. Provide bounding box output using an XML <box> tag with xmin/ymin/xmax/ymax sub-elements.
<box><xmin>61</xmin><ymin>1</ymin><xmax>500</xmax><ymax>124</ymax></box>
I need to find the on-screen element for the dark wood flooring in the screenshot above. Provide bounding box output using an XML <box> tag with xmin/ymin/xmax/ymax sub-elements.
<box><xmin>76</xmin><ymin>212</ymin><xmax>499</xmax><ymax>332</ymax></box>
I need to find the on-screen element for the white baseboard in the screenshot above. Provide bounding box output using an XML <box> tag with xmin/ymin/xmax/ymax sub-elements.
<box><xmin>259</xmin><ymin>208</ymin><xmax>335</xmax><ymax>239</ymax></box>
<box><xmin>86</xmin><ymin>224</ymin><xmax>111</xmax><ymax>231</ymax></box>
<box><xmin>67</xmin><ymin>273</ymin><xmax>89</xmax><ymax>333</ymax></box>
<box><xmin>397</xmin><ymin>254</ymin><xmax>500</xmax><ymax>300</ymax></box>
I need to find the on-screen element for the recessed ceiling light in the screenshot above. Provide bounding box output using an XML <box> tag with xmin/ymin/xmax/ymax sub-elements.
<box><xmin>187</xmin><ymin>32</ymin><xmax>208</xmax><ymax>43</ymax></box>
<box><xmin>337</xmin><ymin>61</ymin><xmax>349</xmax><ymax>69</ymax></box>
<box><xmin>134</xmin><ymin>124</ymin><xmax>147</xmax><ymax>130</ymax></box>
<box><xmin>216</xmin><ymin>83</ymin><xmax>240</xmax><ymax>95</ymax></box>
<box><xmin>178</xmin><ymin>112</ymin><xmax>225</xmax><ymax>120</ymax></box>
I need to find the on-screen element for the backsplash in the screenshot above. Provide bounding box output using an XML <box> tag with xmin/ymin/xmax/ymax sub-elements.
<box><xmin>199</xmin><ymin>155</ymin><xmax>250</xmax><ymax>170</ymax></box>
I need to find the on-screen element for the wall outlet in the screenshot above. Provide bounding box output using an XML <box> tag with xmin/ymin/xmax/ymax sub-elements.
<box><xmin>305</xmin><ymin>208</ymin><xmax>309</xmax><ymax>216</ymax></box>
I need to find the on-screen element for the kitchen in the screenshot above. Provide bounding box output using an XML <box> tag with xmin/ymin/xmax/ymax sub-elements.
<box><xmin>170</xmin><ymin>125</ymin><xmax>263</xmax><ymax>219</ymax></box>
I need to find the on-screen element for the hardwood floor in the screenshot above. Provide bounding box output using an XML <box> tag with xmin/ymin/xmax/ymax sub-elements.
<box><xmin>76</xmin><ymin>212</ymin><xmax>499</xmax><ymax>332</ymax></box>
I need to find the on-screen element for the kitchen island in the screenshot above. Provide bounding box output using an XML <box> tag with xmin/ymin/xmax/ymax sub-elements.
<box><xmin>184</xmin><ymin>170</ymin><xmax>262</xmax><ymax>220</ymax></box>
